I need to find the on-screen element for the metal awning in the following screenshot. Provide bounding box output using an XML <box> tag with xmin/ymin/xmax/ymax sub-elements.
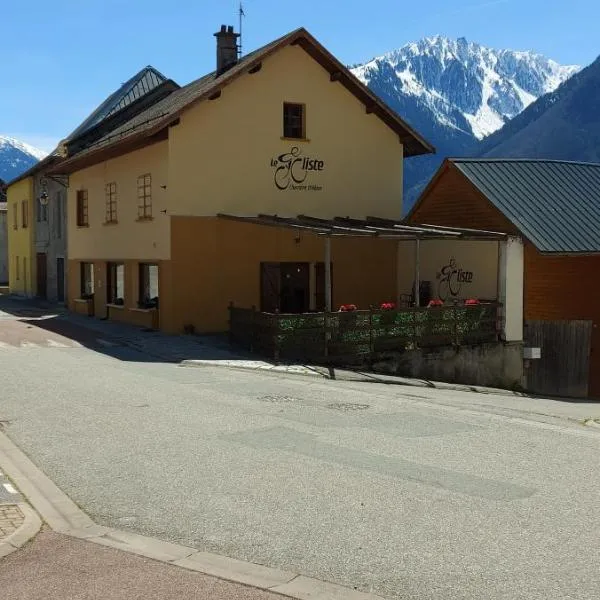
<box><xmin>217</xmin><ymin>213</ymin><xmax>508</xmax><ymax>241</ymax></box>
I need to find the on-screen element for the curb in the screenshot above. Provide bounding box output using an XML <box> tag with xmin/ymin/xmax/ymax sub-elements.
<box><xmin>0</xmin><ymin>430</ymin><xmax>384</xmax><ymax>599</ymax></box>
<box><xmin>180</xmin><ymin>358</ymin><xmax>525</xmax><ymax>398</ymax></box>
<box><xmin>0</xmin><ymin>503</ymin><xmax>42</xmax><ymax>559</ymax></box>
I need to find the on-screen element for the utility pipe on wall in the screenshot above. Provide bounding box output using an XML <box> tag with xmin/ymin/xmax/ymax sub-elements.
<box><xmin>324</xmin><ymin>236</ymin><xmax>332</xmax><ymax>312</ymax></box>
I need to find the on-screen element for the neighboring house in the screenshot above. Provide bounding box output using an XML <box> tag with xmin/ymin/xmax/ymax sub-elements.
<box><xmin>0</xmin><ymin>200</ymin><xmax>7</xmax><ymax>285</ymax></box>
<box><xmin>0</xmin><ymin>178</ymin><xmax>7</xmax><ymax>284</ymax></box>
<box><xmin>6</xmin><ymin>66</ymin><xmax>175</xmax><ymax>301</ymax></box>
<box><xmin>408</xmin><ymin>158</ymin><xmax>600</xmax><ymax>398</ymax></box>
<box><xmin>48</xmin><ymin>25</ymin><xmax>440</xmax><ymax>334</ymax></box>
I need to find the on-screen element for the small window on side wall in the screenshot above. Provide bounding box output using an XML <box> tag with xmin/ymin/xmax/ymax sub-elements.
<box><xmin>283</xmin><ymin>103</ymin><xmax>305</xmax><ymax>139</ymax></box>
<box><xmin>76</xmin><ymin>190</ymin><xmax>89</xmax><ymax>227</ymax></box>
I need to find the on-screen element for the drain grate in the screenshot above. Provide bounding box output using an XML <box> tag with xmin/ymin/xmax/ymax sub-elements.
<box><xmin>327</xmin><ymin>402</ymin><xmax>370</xmax><ymax>411</ymax></box>
<box><xmin>257</xmin><ymin>395</ymin><xmax>299</xmax><ymax>403</ymax></box>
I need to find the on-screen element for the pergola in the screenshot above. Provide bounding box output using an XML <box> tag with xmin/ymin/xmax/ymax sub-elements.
<box><xmin>217</xmin><ymin>214</ymin><xmax>507</xmax><ymax>310</ymax></box>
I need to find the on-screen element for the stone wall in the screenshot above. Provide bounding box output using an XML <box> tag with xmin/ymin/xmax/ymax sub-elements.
<box><xmin>371</xmin><ymin>341</ymin><xmax>524</xmax><ymax>390</ymax></box>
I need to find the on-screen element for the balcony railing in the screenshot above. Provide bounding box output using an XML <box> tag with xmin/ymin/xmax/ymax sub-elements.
<box><xmin>229</xmin><ymin>303</ymin><xmax>502</xmax><ymax>363</ymax></box>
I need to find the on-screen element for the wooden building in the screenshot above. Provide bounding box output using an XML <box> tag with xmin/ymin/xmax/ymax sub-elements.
<box><xmin>408</xmin><ymin>158</ymin><xmax>600</xmax><ymax>398</ymax></box>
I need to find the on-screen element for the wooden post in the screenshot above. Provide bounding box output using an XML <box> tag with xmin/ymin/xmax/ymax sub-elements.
<box><xmin>414</xmin><ymin>237</ymin><xmax>421</xmax><ymax>307</ymax></box>
<box><xmin>324</xmin><ymin>236</ymin><xmax>332</xmax><ymax>359</ymax></box>
<box><xmin>325</xmin><ymin>236</ymin><xmax>332</xmax><ymax>312</ymax></box>
<box><xmin>396</xmin><ymin>240</ymin><xmax>402</xmax><ymax>308</ymax></box>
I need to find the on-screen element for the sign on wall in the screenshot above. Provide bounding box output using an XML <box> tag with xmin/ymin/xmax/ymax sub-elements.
<box><xmin>436</xmin><ymin>257</ymin><xmax>474</xmax><ymax>300</ymax></box>
<box><xmin>270</xmin><ymin>147</ymin><xmax>324</xmax><ymax>191</ymax></box>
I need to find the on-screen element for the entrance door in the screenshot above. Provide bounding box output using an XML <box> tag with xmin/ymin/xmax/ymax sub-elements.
<box><xmin>260</xmin><ymin>262</ymin><xmax>310</xmax><ymax>313</ymax></box>
<box><xmin>56</xmin><ymin>258</ymin><xmax>65</xmax><ymax>303</ymax></box>
<box><xmin>280</xmin><ymin>263</ymin><xmax>309</xmax><ymax>313</ymax></box>
<box><xmin>36</xmin><ymin>253</ymin><xmax>47</xmax><ymax>299</ymax></box>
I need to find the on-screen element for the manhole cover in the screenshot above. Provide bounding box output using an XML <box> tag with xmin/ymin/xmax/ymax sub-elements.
<box><xmin>257</xmin><ymin>395</ymin><xmax>298</xmax><ymax>403</ymax></box>
<box><xmin>327</xmin><ymin>402</ymin><xmax>370</xmax><ymax>411</ymax></box>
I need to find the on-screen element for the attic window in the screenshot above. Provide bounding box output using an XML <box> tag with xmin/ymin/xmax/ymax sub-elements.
<box><xmin>283</xmin><ymin>103</ymin><xmax>305</xmax><ymax>139</ymax></box>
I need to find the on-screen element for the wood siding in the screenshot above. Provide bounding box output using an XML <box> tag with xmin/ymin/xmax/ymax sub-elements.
<box><xmin>409</xmin><ymin>164</ymin><xmax>519</xmax><ymax>233</ymax></box>
<box><xmin>409</xmin><ymin>162</ymin><xmax>600</xmax><ymax>397</ymax></box>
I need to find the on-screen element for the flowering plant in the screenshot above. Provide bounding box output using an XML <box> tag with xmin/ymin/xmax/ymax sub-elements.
<box><xmin>427</xmin><ymin>299</ymin><xmax>444</xmax><ymax>308</ymax></box>
<box><xmin>464</xmin><ymin>299</ymin><xmax>480</xmax><ymax>305</ymax></box>
<box><xmin>380</xmin><ymin>302</ymin><xmax>396</xmax><ymax>310</ymax></box>
<box><xmin>339</xmin><ymin>304</ymin><xmax>358</xmax><ymax>312</ymax></box>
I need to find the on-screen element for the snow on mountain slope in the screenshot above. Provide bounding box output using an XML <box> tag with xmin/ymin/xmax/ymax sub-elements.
<box><xmin>0</xmin><ymin>136</ymin><xmax>47</xmax><ymax>182</ymax></box>
<box><xmin>350</xmin><ymin>36</ymin><xmax>579</xmax><ymax>211</ymax></box>
<box><xmin>352</xmin><ymin>36</ymin><xmax>579</xmax><ymax>140</ymax></box>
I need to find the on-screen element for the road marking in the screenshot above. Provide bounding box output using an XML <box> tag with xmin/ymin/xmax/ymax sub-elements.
<box><xmin>3</xmin><ymin>483</ymin><xmax>18</xmax><ymax>494</ymax></box>
<box><xmin>46</xmin><ymin>339</ymin><xmax>69</xmax><ymax>348</ymax></box>
<box><xmin>225</xmin><ymin>427</ymin><xmax>537</xmax><ymax>501</ymax></box>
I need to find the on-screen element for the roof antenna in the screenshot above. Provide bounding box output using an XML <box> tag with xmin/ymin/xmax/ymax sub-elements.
<box><xmin>238</xmin><ymin>2</ymin><xmax>245</xmax><ymax>58</ymax></box>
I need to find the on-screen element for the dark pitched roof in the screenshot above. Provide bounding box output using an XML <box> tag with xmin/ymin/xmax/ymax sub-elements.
<box><xmin>66</xmin><ymin>66</ymin><xmax>169</xmax><ymax>140</ymax></box>
<box><xmin>447</xmin><ymin>159</ymin><xmax>600</xmax><ymax>253</ymax></box>
<box><xmin>8</xmin><ymin>67</ymin><xmax>173</xmax><ymax>186</ymax></box>
<box><xmin>52</xmin><ymin>28</ymin><xmax>434</xmax><ymax>174</ymax></box>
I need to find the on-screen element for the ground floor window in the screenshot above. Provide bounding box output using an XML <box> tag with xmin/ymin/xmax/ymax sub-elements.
<box><xmin>138</xmin><ymin>263</ymin><xmax>158</xmax><ymax>308</ymax></box>
<box><xmin>107</xmin><ymin>262</ymin><xmax>124</xmax><ymax>305</ymax></box>
<box><xmin>80</xmin><ymin>262</ymin><xmax>94</xmax><ymax>297</ymax></box>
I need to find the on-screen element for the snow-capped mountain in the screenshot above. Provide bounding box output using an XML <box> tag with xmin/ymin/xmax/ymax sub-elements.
<box><xmin>351</xmin><ymin>36</ymin><xmax>579</xmax><ymax>210</ymax></box>
<box><xmin>0</xmin><ymin>136</ymin><xmax>47</xmax><ymax>182</ymax></box>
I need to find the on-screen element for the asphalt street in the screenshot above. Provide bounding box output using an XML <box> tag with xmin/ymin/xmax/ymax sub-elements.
<box><xmin>2</xmin><ymin>313</ymin><xmax>600</xmax><ymax>599</ymax></box>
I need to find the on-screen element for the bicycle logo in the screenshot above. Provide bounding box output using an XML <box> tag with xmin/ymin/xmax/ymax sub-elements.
<box><xmin>436</xmin><ymin>258</ymin><xmax>473</xmax><ymax>300</ymax></box>
<box><xmin>270</xmin><ymin>147</ymin><xmax>325</xmax><ymax>191</ymax></box>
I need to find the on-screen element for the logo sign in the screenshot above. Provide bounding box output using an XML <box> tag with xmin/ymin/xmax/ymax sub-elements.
<box><xmin>270</xmin><ymin>147</ymin><xmax>324</xmax><ymax>191</ymax></box>
<box><xmin>436</xmin><ymin>258</ymin><xmax>473</xmax><ymax>300</ymax></box>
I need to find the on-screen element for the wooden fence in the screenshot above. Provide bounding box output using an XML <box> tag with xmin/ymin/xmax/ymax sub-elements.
<box><xmin>229</xmin><ymin>303</ymin><xmax>502</xmax><ymax>363</ymax></box>
<box><xmin>524</xmin><ymin>320</ymin><xmax>592</xmax><ymax>398</ymax></box>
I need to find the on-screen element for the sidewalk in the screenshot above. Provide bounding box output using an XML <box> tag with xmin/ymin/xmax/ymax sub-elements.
<box><xmin>0</xmin><ymin>528</ymin><xmax>290</xmax><ymax>600</ymax></box>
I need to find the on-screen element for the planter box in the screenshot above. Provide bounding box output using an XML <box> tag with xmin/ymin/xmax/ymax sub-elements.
<box><xmin>73</xmin><ymin>298</ymin><xmax>94</xmax><ymax>316</ymax></box>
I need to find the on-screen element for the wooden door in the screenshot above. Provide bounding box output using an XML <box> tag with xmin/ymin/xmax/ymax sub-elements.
<box><xmin>56</xmin><ymin>258</ymin><xmax>65</xmax><ymax>303</ymax></box>
<box><xmin>525</xmin><ymin>320</ymin><xmax>592</xmax><ymax>398</ymax></box>
<box><xmin>260</xmin><ymin>263</ymin><xmax>281</xmax><ymax>313</ymax></box>
<box><xmin>36</xmin><ymin>253</ymin><xmax>47</xmax><ymax>299</ymax></box>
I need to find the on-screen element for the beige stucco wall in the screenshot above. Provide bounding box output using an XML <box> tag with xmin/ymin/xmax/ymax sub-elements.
<box><xmin>168</xmin><ymin>44</ymin><xmax>404</xmax><ymax>219</ymax></box>
<box><xmin>68</xmin><ymin>141</ymin><xmax>170</xmax><ymax>261</ymax></box>
<box><xmin>397</xmin><ymin>239</ymin><xmax>500</xmax><ymax>302</ymax></box>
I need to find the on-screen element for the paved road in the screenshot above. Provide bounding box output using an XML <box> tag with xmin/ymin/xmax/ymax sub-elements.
<box><xmin>2</xmin><ymin>311</ymin><xmax>600</xmax><ymax>599</ymax></box>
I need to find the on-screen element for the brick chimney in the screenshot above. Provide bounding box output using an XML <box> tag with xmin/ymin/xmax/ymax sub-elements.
<box><xmin>214</xmin><ymin>25</ymin><xmax>239</xmax><ymax>75</ymax></box>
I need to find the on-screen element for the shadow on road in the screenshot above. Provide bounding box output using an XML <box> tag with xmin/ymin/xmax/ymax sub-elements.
<box><xmin>0</xmin><ymin>295</ymin><xmax>237</xmax><ymax>364</ymax></box>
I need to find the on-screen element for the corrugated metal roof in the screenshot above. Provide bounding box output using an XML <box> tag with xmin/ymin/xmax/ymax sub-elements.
<box><xmin>452</xmin><ymin>159</ymin><xmax>600</xmax><ymax>253</ymax></box>
<box><xmin>67</xmin><ymin>66</ymin><xmax>168</xmax><ymax>140</ymax></box>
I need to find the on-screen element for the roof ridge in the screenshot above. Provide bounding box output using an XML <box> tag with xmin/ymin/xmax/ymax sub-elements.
<box><xmin>450</xmin><ymin>157</ymin><xmax>600</xmax><ymax>167</ymax></box>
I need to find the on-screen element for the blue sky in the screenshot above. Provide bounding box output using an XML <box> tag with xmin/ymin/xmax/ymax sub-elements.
<box><xmin>1</xmin><ymin>0</ymin><xmax>596</xmax><ymax>152</ymax></box>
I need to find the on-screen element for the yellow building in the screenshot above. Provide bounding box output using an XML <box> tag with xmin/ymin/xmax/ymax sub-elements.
<box><xmin>51</xmin><ymin>26</ymin><xmax>435</xmax><ymax>333</ymax></box>
<box><xmin>7</xmin><ymin>177</ymin><xmax>35</xmax><ymax>296</ymax></box>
